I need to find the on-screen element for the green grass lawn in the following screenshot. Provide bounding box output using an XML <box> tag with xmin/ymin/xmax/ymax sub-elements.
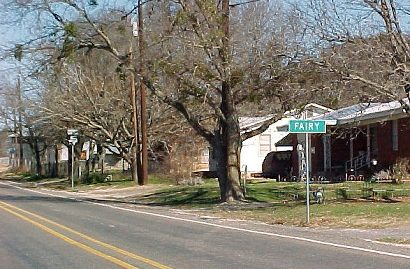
<box><xmin>209</xmin><ymin>200</ymin><xmax>410</xmax><ymax>228</ymax></box>
<box><xmin>4</xmin><ymin>171</ymin><xmax>410</xmax><ymax>228</ymax></box>
<box><xmin>129</xmin><ymin>179</ymin><xmax>410</xmax><ymax>228</ymax></box>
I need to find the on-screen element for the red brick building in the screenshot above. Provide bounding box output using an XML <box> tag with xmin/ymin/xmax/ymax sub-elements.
<box><xmin>285</xmin><ymin>100</ymin><xmax>410</xmax><ymax>180</ymax></box>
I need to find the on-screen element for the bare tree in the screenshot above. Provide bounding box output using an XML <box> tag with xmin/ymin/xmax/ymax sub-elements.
<box><xmin>299</xmin><ymin>0</ymin><xmax>410</xmax><ymax>109</ymax></box>
<box><xmin>141</xmin><ymin>0</ymin><xmax>308</xmax><ymax>201</ymax></box>
<box><xmin>0</xmin><ymin>75</ymin><xmax>53</xmax><ymax>175</ymax></box>
<box><xmin>39</xmin><ymin>51</ymin><xmax>138</xmax><ymax>174</ymax></box>
<box><xmin>0</xmin><ymin>0</ymin><xmax>151</xmax><ymax>182</ymax></box>
<box><xmin>1</xmin><ymin>0</ymin><xmax>310</xmax><ymax>201</ymax></box>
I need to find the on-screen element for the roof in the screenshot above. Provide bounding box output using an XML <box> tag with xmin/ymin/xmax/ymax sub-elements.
<box><xmin>285</xmin><ymin>103</ymin><xmax>334</xmax><ymax>117</ymax></box>
<box><xmin>314</xmin><ymin>103</ymin><xmax>381</xmax><ymax>121</ymax></box>
<box><xmin>240</xmin><ymin>103</ymin><xmax>334</xmax><ymax>132</ymax></box>
<box><xmin>239</xmin><ymin>115</ymin><xmax>275</xmax><ymax>132</ymax></box>
<box><xmin>315</xmin><ymin>99</ymin><xmax>410</xmax><ymax>126</ymax></box>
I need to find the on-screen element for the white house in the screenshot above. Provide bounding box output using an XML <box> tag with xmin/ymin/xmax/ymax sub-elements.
<box><xmin>238</xmin><ymin>103</ymin><xmax>333</xmax><ymax>178</ymax></box>
<box><xmin>240</xmin><ymin>116</ymin><xmax>293</xmax><ymax>174</ymax></box>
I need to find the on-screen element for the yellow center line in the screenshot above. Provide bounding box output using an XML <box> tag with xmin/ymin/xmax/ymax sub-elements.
<box><xmin>0</xmin><ymin>202</ymin><xmax>137</xmax><ymax>269</ymax></box>
<box><xmin>0</xmin><ymin>201</ymin><xmax>174</xmax><ymax>269</ymax></box>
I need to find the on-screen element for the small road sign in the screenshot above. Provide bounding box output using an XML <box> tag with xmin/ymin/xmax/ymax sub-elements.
<box><xmin>68</xmin><ymin>136</ymin><xmax>78</xmax><ymax>145</ymax></box>
<box><xmin>288</xmin><ymin>118</ymin><xmax>327</xmax><ymax>224</ymax></box>
<box><xmin>289</xmin><ymin>120</ymin><xmax>326</xmax><ymax>133</ymax></box>
<box><xmin>67</xmin><ymin>129</ymin><xmax>79</xmax><ymax>136</ymax></box>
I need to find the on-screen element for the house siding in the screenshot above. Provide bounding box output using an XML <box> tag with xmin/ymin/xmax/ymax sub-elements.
<box><xmin>329</xmin><ymin>134</ymin><xmax>350</xmax><ymax>169</ymax></box>
<box><xmin>377</xmin><ymin>121</ymin><xmax>394</xmax><ymax>167</ymax></box>
<box><xmin>398</xmin><ymin>118</ymin><xmax>410</xmax><ymax>158</ymax></box>
<box><xmin>311</xmin><ymin>134</ymin><xmax>324</xmax><ymax>175</ymax></box>
<box><xmin>376</xmin><ymin>118</ymin><xmax>410</xmax><ymax>168</ymax></box>
<box><xmin>291</xmin><ymin>134</ymin><xmax>299</xmax><ymax>176</ymax></box>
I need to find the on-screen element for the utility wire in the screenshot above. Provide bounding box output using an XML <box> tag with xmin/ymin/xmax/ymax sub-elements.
<box><xmin>230</xmin><ymin>0</ymin><xmax>266</xmax><ymax>8</ymax></box>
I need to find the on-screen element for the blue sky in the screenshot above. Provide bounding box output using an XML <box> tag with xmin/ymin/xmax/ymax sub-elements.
<box><xmin>0</xmin><ymin>0</ymin><xmax>134</xmax><ymax>83</ymax></box>
<box><xmin>1</xmin><ymin>0</ymin><xmax>410</xmax><ymax>85</ymax></box>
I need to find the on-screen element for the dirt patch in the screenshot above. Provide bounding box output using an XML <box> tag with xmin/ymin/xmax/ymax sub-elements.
<box><xmin>0</xmin><ymin>164</ymin><xmax>10</xmax><ymax>174</ymax></box>
<box><xmin>376</xmin><ymin>237</ymin><xmax>410</xmax><ymax>245</ymax></box>
<box><xmin>79</xmin><ymin>185</ymin><xmax>166</xmax><ymax>198</ymax></box>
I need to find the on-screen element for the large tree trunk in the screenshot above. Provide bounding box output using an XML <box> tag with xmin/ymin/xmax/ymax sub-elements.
<box><xmin>84</xmin><ymin>158</ymin><xmax>90</xmax><ymax>181</ymax></box>
<box><xmin>212</xmin><ymin>109</ymin><xmax>244</xmax><ymax>202</ymax></box>
<box><xmin>121</xmin><ymin>152</ymin><xmax>138</xmax><ymax>182</ymax></box>
<box><xmin>33</xmin><ymin>139</ymin><xmax>42</xmax><ymax>176</ymax></box>
<box><xmin>91</xmin><ymin>143</ymin><xmax>101</xmax><ymax>173</ymax></box>
<box><xmin>214</xmin><ymin>0</ymin><xmax>243</xmax><ymax>202</ymax></box>
<box><xmin>54</xmin><ymin>144</ymin><xmax>59</xmax><ymax>177</ymax></box>
<box><xmin>27</xmin><ymin>135</ymin><xmax>42</xmax><ymax>176</ymax></box>
<box><xmin>131</xmin><ymin>157</ymin><xmax>139</xmax><ymax>183</ymax></box>
<box><xmin>212</xmin><ymin>134</ymin><xmax>244</xmax><ymax>202</ymax></box>
<box><xmin>123</xmin><ymin>151</ymin><xmax>138</xmax><ymax>183</ymax></box>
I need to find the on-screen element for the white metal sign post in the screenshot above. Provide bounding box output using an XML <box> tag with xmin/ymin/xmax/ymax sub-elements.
<box><xmin>289</xmin><ymin>118</ymin><xmax>326</xmax><ymax>224</ymax></box>
<box><xmin>305</xmin><ymin>132</ymin><xmax>310</xmax><ymax>224</ymax></box>
<box><xmin>71</xmin><ymin>143</ymin><xmax>74</xmax><ymax>189</ymax></box>
<box><xmin>67</xmin><ymin>130</ymin><xmax>78</xmax><ymax>190</ymax></box>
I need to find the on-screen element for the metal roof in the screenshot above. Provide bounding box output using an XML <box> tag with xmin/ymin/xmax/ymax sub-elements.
<box><xmin>240</xmin><ymin>103</ymin><xmax>334</xmax><ymax>132</ymax></box>
<box><xmin>239</xmin><ymin>115</ymin><xmax>274</xmax><ymax>131</ymax></box>
<box><xmin>314</xmin><ymin>103</ymin><xmax>381</xmax><ymax>121</ymax></box>
<box><xmin>315</xmin><ymin>99</ymin><xmax>410</xmax><ymax>126</ymax></box>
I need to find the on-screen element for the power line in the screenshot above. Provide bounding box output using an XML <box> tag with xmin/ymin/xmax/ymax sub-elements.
<box><xmin>230</xmin><ymin>0</ymin><xmax>266</xmax><ymax>8</ymax></box>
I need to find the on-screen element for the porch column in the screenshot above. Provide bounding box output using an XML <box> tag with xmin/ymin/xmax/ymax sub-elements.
<box><xmin>366</xmin><ymin>125</ymin><xmax>371</xmax><ymax>168</ymax></box>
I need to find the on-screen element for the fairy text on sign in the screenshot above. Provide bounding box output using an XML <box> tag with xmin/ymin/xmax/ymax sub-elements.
<box><xmin>289</xmin><ymin>120</ymin><xmax>326</xmax><ymax>133</ymax></box>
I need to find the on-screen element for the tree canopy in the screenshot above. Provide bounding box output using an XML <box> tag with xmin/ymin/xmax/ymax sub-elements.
<box><xmin>1</xmin><ymin>0</ymin><xmax>410</xmax><ymax>201</ymax></box>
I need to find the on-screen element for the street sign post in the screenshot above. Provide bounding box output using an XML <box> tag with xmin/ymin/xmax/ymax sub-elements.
<box><xmin>289</xmin><ymin>119</ymin><xmax>327</xmax><ymax>224</ymax></box>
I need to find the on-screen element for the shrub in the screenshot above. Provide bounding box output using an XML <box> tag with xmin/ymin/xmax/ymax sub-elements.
<box><xmin>373</xmin><ymin>169</ymin><xmax>392</xmax><ymax>181</ymax></box>
<box><xmin>391</xmin><ymin>158</ymin><xmax>410</xmax><ymax>183</ymax></box>
<box><xmin>336</xmin><ymin>188</ymin><xmax>348</xmax><ymax>199</ymax></box>
<box><xmin>81</xmin><ymin>172</ymin><xmax>107</xmax><ymax>184</ymax></box>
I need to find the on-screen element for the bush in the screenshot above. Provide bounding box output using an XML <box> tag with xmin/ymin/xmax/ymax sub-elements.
<box><xmin>336</xmin><ymin>188</ymin><xmax>348</xmax><ymax>199</ymax></box>
<box><xmin>373</xmin><ymin>170</ymin><xmax>392</xmax><ymax>181</ymax></box>
<box><xmin>19</xmin><ymin>174</ymin><xmax>43</xmax><ymax>182</ymax></box>
<box><xmin>81</xmin><ymin>172</ymin><xmax>107</xmax><ymax>184</ymax></box>
<box><xmin>391</xmin><ymin>158</ymin><xmax>410</xmax><ymax>183</ymax></box>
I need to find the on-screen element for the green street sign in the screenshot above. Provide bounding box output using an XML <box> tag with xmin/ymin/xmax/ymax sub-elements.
<box><xmin>289</xmin><ymin>120</ymin><xmax>326</xmax><ymax>133</ymax></box>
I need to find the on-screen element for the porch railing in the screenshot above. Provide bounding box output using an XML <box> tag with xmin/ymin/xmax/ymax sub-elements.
<box><xmin>345</xmin><ymin>152</ymin><xmax>369</xmax><ymax>172</ymax></box>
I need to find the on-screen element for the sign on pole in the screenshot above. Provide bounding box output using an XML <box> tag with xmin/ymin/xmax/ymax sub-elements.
<box><xmin>289</xmin><ymin>119</ymin><xmax>327</xmax><ymax>224</ymax></box>
<box><xmin>289</xmin><ymin>120</ymin><xmax>326</xmax><ymax>133</ymax></box>
<box><xmin>68</xmin><ymin>136</ymin><xmax>78</xmax><ymax>145</ymax></box>
<box><xmin>67</xmin><ymin>129</ymin><xmax>79</xmax><ymax>136</ymax></box>
<box><xmin>67</xmin><ymin>129</ymin><xmax>78</xmax><ymax>190</ymax></box>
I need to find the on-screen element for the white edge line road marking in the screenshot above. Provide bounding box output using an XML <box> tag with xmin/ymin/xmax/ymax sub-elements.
<box><xmin>2</xmin><ymin>181</ymin><xmax>410</xmax><ymax>260</ymax></box>
<box><xmin>364</xmin><ymin>239</ymin><xmax>410</xmax><ymax>249</ymax></box>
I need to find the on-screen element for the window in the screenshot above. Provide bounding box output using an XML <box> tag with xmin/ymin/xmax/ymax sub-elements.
<box><xmin>200</xmin><ymin>148</ymin><xmax>209</xmax><ymax>163</ymax></box>
<box><xmin>259</xmin><ymin>134</ymin><xmax>271</xmax><ymax>156</ymax></box>
<box><xmin>392</xmin><ymin>120</ymin><xmax>398</xmax><ymax>151</ymax></box>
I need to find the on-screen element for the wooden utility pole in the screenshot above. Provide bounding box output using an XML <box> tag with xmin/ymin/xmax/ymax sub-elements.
<box><xmin>138</xmin><ymin>0</ymin><xmax>148</xmax><ymax>185</ymax></box>
<box><xmin>14</xmin><ymin>46</ymin><xmax>24</xmax><ymax>170</ymax></box>
<box><xmin>222</xmin><ymin>0</ymin><xmax>230</xmax><ymax>52</ymax></box>
<box><xmin>129</xmin><ymin>47</ymin><xmax>140</xmax><ymax>183</ymax></box>
<box><xmin>17</xmin><ymin>74</ymin><xmax>24</xmax><ymax>170</ymax></box>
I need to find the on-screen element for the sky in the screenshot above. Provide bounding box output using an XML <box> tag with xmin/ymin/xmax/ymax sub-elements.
<box><xmin>0</xmin><ymin>0</ymin><xmax>134</xmax><ymax>76</ymax></box>
<box><xmin>1</xmin><ymin>0</ymin><xmax>410</xmax><ymax>87</ymax></box>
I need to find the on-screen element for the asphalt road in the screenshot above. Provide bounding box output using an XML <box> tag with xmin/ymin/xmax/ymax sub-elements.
<box><xmin>1</xmin><ymin>181</ymin><xmax>410</xmax><ymax>269</ymax></box>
